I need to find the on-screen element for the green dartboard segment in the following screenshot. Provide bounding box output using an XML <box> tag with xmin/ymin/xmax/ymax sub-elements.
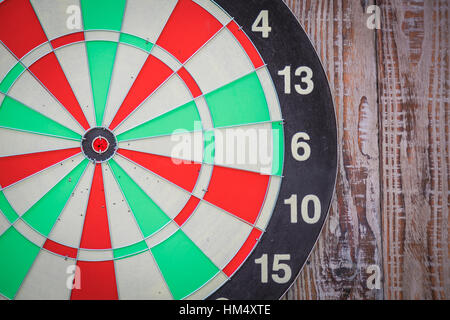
<box><xmin>116</xmin><ymin>101</ymin><xmax>201</xmax><ymax>141</ymax></box>
<box><xmin>272</xmin><ymin>121</ymin><xmax>285</xmax><ymax>176</ymax></box>
<box><xmin>0</xmin><ymin>227</ymin><xmax>40</xmax><ymax>299</ymax></box>
<box><xmin>85</xmin><ymin>41</ymin><xmax>118</xmax><ymax>126</ymax></box>
<box><xmin>0</xmin><ymin>96</ymin><xmax>82</xmax><ymax>140</ymax></box>
<box><xmin>151</xmin><ymin>230</ymin><xmax>219</xmax><ymax>300</ymax></box>
<box><xmin>0</xmin><ymin>63</ymin><xmax>25</xmax><ymax>94</ymax></box>
<box><xmin>80</xmin><ymin>0</ymin><xmax>126</xmax><ymax>31</ymax></box>
<box><xmin>205</xmin><ymin>72</ymin><xmax>270</xmax><ymax>128</ymax></box>
<box><xmin>108</xmin><ymin>159</ymin><xmax>171</xmax><ymax>238</ymax></box>
<box><xmin>0</xmin><ymin>191</ymin><xmax>19</xmax><ymax>224</ymax></box>
<box><xmin>22</xmin><ymin>159</ymin><xmax>89</xmax><ymax>237</ymax></box>
<box><xmin>81</xmin><ymin>0</ymin><xmax>126</xmax><ymax>126</ymax></box>
<box><xmin>203</xmin><ymin>130</ymin><xmax>215</xmax><ymax>164</ymax></box>
<box><xmin>119</xmin><ymin>33</ymin><xmax>154</xmax><ymax>53</ymax></box>
<box><xmin>113</xmin><ymin>240</ymin><xmax>148</xmax><ymax>260</ymax></box>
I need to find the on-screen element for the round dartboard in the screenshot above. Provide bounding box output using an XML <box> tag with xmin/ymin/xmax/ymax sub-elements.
<box><xmin>0</xmin><ymin>0</ymin><xmax>337</xmax><ymax>300</ymax></box>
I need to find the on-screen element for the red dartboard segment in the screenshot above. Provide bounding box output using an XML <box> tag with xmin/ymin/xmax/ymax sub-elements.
<box><xmin>177</xmin><ymin>67</ymin><xmax>202</xmax><ymax>98</ymax></box>
<box><xmin>29</xmin><ymin>52</ymin><xmax>91</xmax><ymax>131</ymax></box>
<box><xmin>203</xmin><ymin>166</ymin><xmax>270</xmax><ymax>225</ymax></box>
<box><xmin>43</xmin><ymin>239</ymin><xmax>77</xmax><ymax>260</ymax></box>
<box><xmin>156</xmin><ymin>0</ymin><xmax>223</xmax><ymax>63</ymax></box>
<box><xmin>0</xmin><ymin>148</ymin><xmax>81</xmax><ymax>188</ymax></box>
<box><xmin>226</xmin><ymin>21</ymin><xmax>265</xmax><ymax>69</ymax></box>
<box><xmin>222</xmin><ymin>228</ymin><xmax>262</xmax><ymax>277</ymax></box>
<box><xmin>0</xmin><ymin>0</ymin><xmax>47</xmax><ymax>59</ymax></box>
<box><xmin>50</xmin><ymin>32</ymin><xmax>85</xmax><ymax>50</ymax></box>
<box><xmin>79</xmin><ymin>164</ymin><xmax>112</xmax><ymax>250</ymax></box>
<box><xmin>117</xmin><ymin>149</ymin><xmax>201</xmax><ymax>193</ymax></box>
<box><xmin>70</xmin><ymin>260</ymin><xmax>118</xmax><ymax>300</ymax></box>
<box><xmin>174</xmin><ymin>195</ymin><xmax>200</xmax><ymax>227</ymax></box>
<box><xmin>108</xmin><ymin>55</ymin><xmax>173</xmax><ymax>131</ymax></box>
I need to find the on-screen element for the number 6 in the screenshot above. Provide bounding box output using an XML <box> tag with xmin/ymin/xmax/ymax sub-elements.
<box><xmin>291</xmin><ymin>132</ymin><xmax>311</xmax><ymax>161</ymax></box>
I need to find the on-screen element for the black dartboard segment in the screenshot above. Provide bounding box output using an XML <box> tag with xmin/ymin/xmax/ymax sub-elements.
<box><xmin>0</xmin><ymin>0</ymin><xmax>336</xmax><ymax>300</ymax></box>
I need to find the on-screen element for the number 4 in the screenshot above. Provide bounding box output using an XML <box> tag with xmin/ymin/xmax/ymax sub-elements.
<box><xmin>252</xmin><ymin>10</ymin><xmax>272</xmax><ymax>38</ymax></box>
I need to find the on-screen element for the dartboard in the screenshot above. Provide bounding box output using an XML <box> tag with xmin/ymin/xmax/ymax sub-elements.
<box><xmin>0</xmin><ymin>0</ymin><xmax>337</xmax><ymax>300</ymax></box>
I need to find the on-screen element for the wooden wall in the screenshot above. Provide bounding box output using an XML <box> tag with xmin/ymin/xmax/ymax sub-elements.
<box><xmin>281</xmin><ymin>0</ymin><xmax>449</xmax><ymax>300</ymax></box>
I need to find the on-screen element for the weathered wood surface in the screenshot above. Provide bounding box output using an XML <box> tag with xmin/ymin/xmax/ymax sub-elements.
<box><xmin>281</xmin><ymin>0</ymin><xmax>449</xmax><ymax>300</ymax></box>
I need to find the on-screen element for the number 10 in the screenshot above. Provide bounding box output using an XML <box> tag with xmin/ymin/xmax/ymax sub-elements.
<box><xmin>284</xmin><ymin>194</ymin><xmax>321</xmax><ymax>224</ymax></box>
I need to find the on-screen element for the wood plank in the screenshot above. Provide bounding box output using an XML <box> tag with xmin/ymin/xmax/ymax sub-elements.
<box><xmin>282</xmin><ymin>0</ymin><xmax>383</xmax><ymax>300</ymax></box>
<box><xmin>376</xmin><ymin>0</ymin><xmax>449</xmax><ymax>300</ymax></box>
<box><xmin>282</xmin><ymin>0</ymin><xmax>449</xmax><ymax>300</ymax></box>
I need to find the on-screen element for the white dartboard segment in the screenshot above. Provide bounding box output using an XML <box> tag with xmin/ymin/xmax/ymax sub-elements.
<box><xmin>84</xmin><ymin>31</ymin><xmax>120</xmax><ymax>43</ymax></box>
<box><xmin>191</xmin><ymin>163</ymin><xmax>213</xmax><ymax>200</ymax></box>
<box><xmin>30</xmin><ymin>0</ymin><xmax>82</xmax><ymax>40</ymax></box>
<box><xmin>121</xmin><ymin>0</ymin><xmax>178</xmax><ymax>45</ymax></box>
<box><xmin>114</xmin><ymin>250</ymin><xmax>173</xmax><ymax>300</ymax></box>
<box><xmin>77</xmin><ymin>249</ymin><xmax>114</xmax><ymax>262</ymax></box>
<box><xmin>102</xmin><ymin>163</ymin><xmax>145</xmax><ymax>248</ymax></box>
<box><xmin>182</xmin><ymin>201</ymin><xmax>253</xmax><ymax>269</ymax></box>
<box><xmin>15</xmin><ymin>250</ymin><xmax>74</xmax><ymax>300</ymax></box>
<box><xmin>0</xmin><ymin>128</ymin><xmax>80</xmax><ymax>157</ymax></box>
<box><xmin>194</xmin><ymin>96</ymin><xmax>213</xmax><ymax>130</ymax></box>
<box><xmin>184</xmin><ymin>28</ymin><xmax>254</xmax><ymax>94</ymax></box>
<box><xmin>213</xmin><ymin>122</ymin><xmax>274</xmax><ymax>175</ymax></box>
<box><xmin>255</xmin><ymin>176</ymin><xmax>282</xmax><ymax>231</ymax></box>
<box><xmin>54</xmin><ymin>42</ymin><xmax>96</xmax><ymax>128</ymax></box>
<box><xmin>256</xmin><ymin>67</ymin><xmax>283</xmax><ymax>121</ymax></box>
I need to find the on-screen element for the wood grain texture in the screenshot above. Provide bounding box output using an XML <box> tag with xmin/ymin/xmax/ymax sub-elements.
<box><xmin>281</xmin><ymin>0</ymin><xmax>449</xmax><ymax>300</ymax></box>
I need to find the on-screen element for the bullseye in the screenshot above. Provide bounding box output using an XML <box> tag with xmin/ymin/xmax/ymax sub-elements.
<box><xmin>92</xmin><ymin>136</ymin><xmax>109</xmax><ymax>154</ymax></box>
<box><xmin>81</xmin><ymin>127</ymin><xmax>117</xmax><ymax>162</ymax></box>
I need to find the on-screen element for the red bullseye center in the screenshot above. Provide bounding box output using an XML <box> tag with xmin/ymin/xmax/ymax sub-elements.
<box><xmin>92</xmin><ymin>136</ymin><xmax>109</xmax><ymax>154</ymax></box>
